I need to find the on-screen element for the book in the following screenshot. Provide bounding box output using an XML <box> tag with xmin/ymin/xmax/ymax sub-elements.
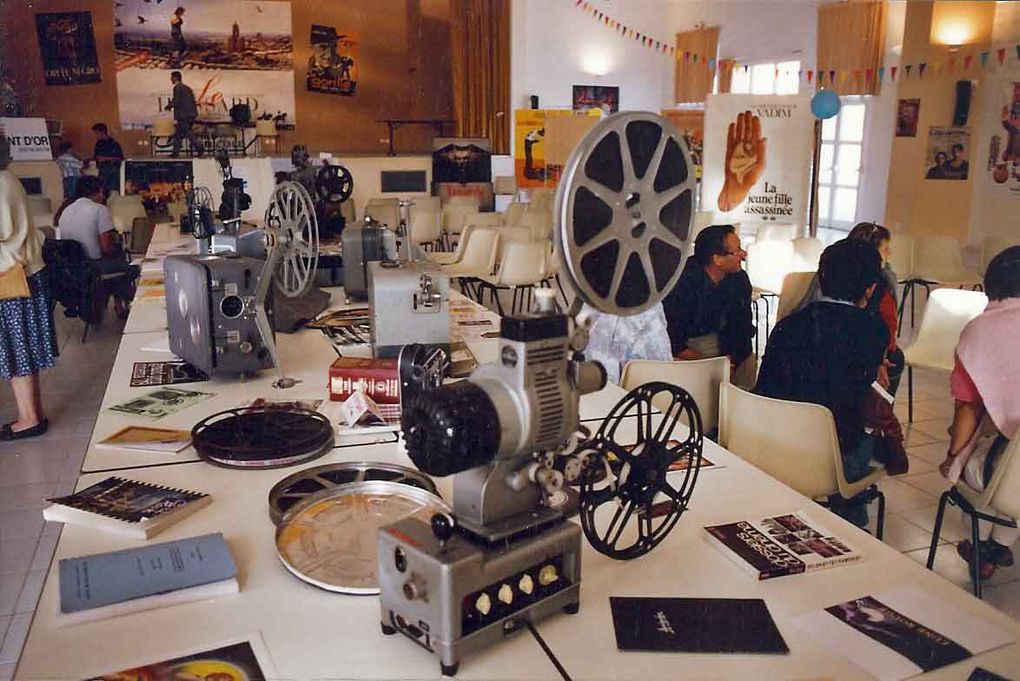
<box><xmin>704</xmin><ymin>512</ymin><xmax>860</xmax><ymax>580</ymax></box>
<box><xmin>85</xmin><ymin>641</ymin><xmax>267</xmax><ymax>681</ymax></box>
<box><xmin>98</xmin><ymin>426</ymin><xmax>192</xmax><ymax>454</ymax></box>
<box><xmin>107</xmin><ymin>388</ymin><xmax>212</xmax><ymax>420</ymax></box>
<box><xmin>328</xmin><ymin>357</ymin><xmax>400</xmax><ymax>404</ymax></box>
<box><xmin>793</xmin><ymin>586</ymin><xmax>1015</xmax><ymax>681</ymax></box>
<box><xmin>45</xmin><ymin>477</ymin><xmax>211</xmax><ymax>539</ymax></box>
<box><xmin>610</xmin><ymin>596</ymin><xmax>788</xmax><ymax>654</ymax></box>
<box><xmin>131</xmin><ymin>361</ymin><xmax>209</xmax><ymax>387</ymax></box>
<box><xmin>58</xmin><ymin>533</ymin><xmax>238</xmax><ymax>625</ymax></box>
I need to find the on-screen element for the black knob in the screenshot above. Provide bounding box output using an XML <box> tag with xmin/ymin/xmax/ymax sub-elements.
<box><xmin>402</xmin><ymin>382</ymin><xmax>501</xmax><ymax>477</ymax></box>
<box><xmin>431</xmin><ymin>513</ymin><xmax>456</xmax><ymax>543</ymax></box>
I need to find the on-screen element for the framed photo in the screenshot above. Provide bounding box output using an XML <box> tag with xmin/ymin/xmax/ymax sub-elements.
<box><xmin>896</xmin><ymin>98</ymin><xmax>919</xmax><ymax>137</ymax></box>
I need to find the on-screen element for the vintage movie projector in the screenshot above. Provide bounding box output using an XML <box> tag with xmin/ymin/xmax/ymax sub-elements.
<box><xmin>166</xmin><ymin>181</ymin><xmax>322</xmax><ymax>387</ymax></box>
<box><xmin>368</xmin><ymin>259</ymin><xmax>450</xmax><ymax>358</ymax></box>
<box><xmin>180</xmin><ymin>150</ymin><xmax>265</xmax><ymax>257</ymax></box>
<box><xmin>378</xmin><ymin>111</ymin><xmax>702</xmax><ymax>676</ymax></box>
<box><xmin>283</xmin><ymin>145</ymin><xmax>354</xmax><ymax>239</ymax></box>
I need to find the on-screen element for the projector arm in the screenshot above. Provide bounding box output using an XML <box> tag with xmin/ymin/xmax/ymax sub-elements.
<box><xmin>255</xmin><ymin>234</ymin><xmax>298</xmax><ymax>389</ymax></box>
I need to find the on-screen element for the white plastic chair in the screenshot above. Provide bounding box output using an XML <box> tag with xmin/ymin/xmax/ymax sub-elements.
<box><xmin>502</xmin><ymin>202</ymin><xmax>528</xmax><ymax>227</ymax></box>
<box><xmin>519</xmin><ymin>210</ymin><xmax>552</xmax><ymax>241</ymax></box>
<box><xmin>441</xmin><ymin>227</ymin><xmax>500</xmax><ymax>299</ymax></box>
<box><xmin>981</xmin><ymin>235</ymin><xmax>1020</xmax><ymax>275</ymax></box>
<box><xmin>756</xmin><ymin>223</ymin><xmax>799</xmax><ymax>242</ymax></box>
<box><xmin>791</xmin><ymin>237</ymin><xmax>824</xmax><ymax>272</ymax></box>
<box><xmin>108</xmin><ymin>194</ymin><xmax>147</xmax><ymax>235</ymax></box>
<box><xmin>775</xmin><ymin>271</ymin><xmax>818</xmax><ymax>324</ymax></box>
<box><xmin>528</xmin><ymin>187</ymin><xmax>554</xmax><ymax>213</ymax></box>
<box><xmin>409</xmin><ymin>209</ymin><xmax>442</xmax><ymax>251</ymax></box>
<box><xmin>719</xmin><ymin>382</ymin><xmax>887</xmax><ymax>536</ymax></box>
<box><xmin>445</xmin><ymin>195</ymin><xmax>481</xmax><ymax>210</ymax></box>
<box><xmin>913</xmin><ymin>235</ymin><xmax>982</xmax><ymax>286</ymax></box>
<box><xmin>364</xmin><ymin>198</ymin><xmax>401</xmax><ymax>233</ymax></box>
<box><xmin>621</xmin><ymin>357</ymin><xmax>730</xmax><ymax>435</ymax></box>
<box><xmin>747</xmin><ymin>239</ymin><xmax>795</xmax><ymax>348</ymax></box>
<box><xmin>494</xmin><ymin>176</ymin><xmax>517</xmax><ymax>196</ymax></box>
<box><xmin>413</xmin><ymin>196</ymin><xmax>441</xmax><ymax>213</ymax></box>
<box><xmin>27</xmin><ymin>196</ymin><xmax>54</xmax><ymax>229</ymax></box>
<box><xmin>476</xmin><ymin>240</ymin><xmax>548</xmax><ymax>315</ymax></box>
<box><xmin>888</xmin><ymin>232</ymin><xmax>915</xmax><ymax>283</ymax></box>
<box><xmin>441</xmin><ymin>203</ymin><xmax>479</xmax><ymax>250</ymax></box>
<box><xmin>927</xmin><ymin>429</ymin><xmax>1020</xmax><ymax>597</ymax></box>
<box><xmin>463</xmin><ymin>211</ymin><xmax>503</xmax><ymax>229</ymax></box>
<box><xmin>903</xmin><ymin>288</ymin><xmax>987</xmax><ymax>422</ymax></box>
<box><xmin>426</xmin><ymin>224</ymin><xmax>477</xmax><ymax>266</ymax></box>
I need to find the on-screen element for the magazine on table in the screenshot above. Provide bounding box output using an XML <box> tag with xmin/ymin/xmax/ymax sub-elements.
<box><xmin>83</xmin><ymin>640</ymin><xmax>269</xmax><ymax>681</ymax></box>
<box><xmin>97</xmin><ymin>425</ymin><xmax>192</xmax><ymax>454</ymax></box>
<box><xmin>130</xmin><ymin>360</ymin><xmax>208</xmax><ymax>387</ymax></box>
<box><xmin>792</xmin><ymin>586</ymin><xmax>1015</xmax><ymax>681</ymax></box>
<box><xmin>704</xmin><ymin>511</ymin><xmax>860</xmax><ymax>580</ymax></box>
<box><xmin>107</xmin><ymin>388</ymin><xmax>213</xmax><ymax>420</ymax></box>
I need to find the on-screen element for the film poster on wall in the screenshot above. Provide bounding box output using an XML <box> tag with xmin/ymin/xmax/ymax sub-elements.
<box><xmin>307</xmin><ymin>24</ymin><xmax>359</xmax><ymax>96</ymax></box>
<box><xmin>113</xmin><ymin>0</ymin><xmax>296</xmax><ymax>130</ymax></box>
<box><xmin>703</xmin><ymin>94</ymin><xmax>813</xmax><ymax>227</ymax></box>
<box><xmin>35</xmin><ymin>11</ymin><xmax>102</xmax><ymax>86</ymax></box>
<box><xmin>513</xmin><ymin>109</ymin><xmax>601</xmax><ymax>189</ymax></box>
<box><xmin>572</xmin><ymin>85</ymin><xmax>619</xmax><ymax>116</ymax></box>
<box><xmin>924</xmin><ymin>127</ymin><xmax>971</xmax><ymax>181</ymax></box>
<box><xmin>896</xmin><ymin>99</ymin><xmax>920</xmax><ymax>137</ymax></box>
<box><xmin>984</xmin><ymin>81</ymin><xmax>1020</xmax><ymax>196</ymax></box>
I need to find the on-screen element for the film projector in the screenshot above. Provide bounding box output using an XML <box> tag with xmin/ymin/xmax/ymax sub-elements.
<box><xmin>166</xmin><ymin>180</ymin><xmax>321</xmax><ymax>387</ymax></box>
<box><xmin>284</xmin><ymin>145</ymin><xmax>355</xmax><ymax>239</ymax></box>
<box><xmin>378</xmin><ymin>111</ymin><xmax>702</xmax><ymax>676</ymax></box>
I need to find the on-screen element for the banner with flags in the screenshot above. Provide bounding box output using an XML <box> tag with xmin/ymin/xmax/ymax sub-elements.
<box><xmin>572</xmin><ymin>0</ymin><xmax>676</xmax><ymax>58</ymax></box>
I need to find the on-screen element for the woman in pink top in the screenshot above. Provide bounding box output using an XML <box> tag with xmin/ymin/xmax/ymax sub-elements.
<box><xmin>939</xmin><ymin>246</ymin><xmax>1020</xmax><ymax>579</ymax></box>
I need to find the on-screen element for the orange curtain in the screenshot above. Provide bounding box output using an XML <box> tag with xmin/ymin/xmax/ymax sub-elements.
<box><xmin>817</xmin><ymin>0</ymin><xmax>887</xmax><ymax>96</ymax></box>
<box><xmin>717</xmin><ymin>58</ymin><xmax>735</xmax><ymax>94</ymax></box>
<box><xmin>449</xmin><ymin>0</ymin><xmax>510</xmax><ymax>154</ymax></box>
<box><xmin>674</xmin><ymin>26</ymin><xmax>720</xmax><ymax>104</ymax></box>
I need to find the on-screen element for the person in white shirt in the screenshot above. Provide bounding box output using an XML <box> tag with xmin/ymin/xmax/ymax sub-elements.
<box><xmin>57</xmin><ymin>175</ymin><xmax>139</xmax><ymax>317</ymax></box>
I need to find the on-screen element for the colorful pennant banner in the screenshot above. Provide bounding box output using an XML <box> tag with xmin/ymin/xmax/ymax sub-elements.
<box><xmin>574</xmin><ymin>0</ymin><xmax>676</xmax><ymax>57</ymax></box>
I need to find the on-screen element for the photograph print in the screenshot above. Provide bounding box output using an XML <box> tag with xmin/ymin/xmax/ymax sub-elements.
<box><xmin>925</xmin><ymin>127</ymin><xmax>971</xmax><ymax>181</ymax></box>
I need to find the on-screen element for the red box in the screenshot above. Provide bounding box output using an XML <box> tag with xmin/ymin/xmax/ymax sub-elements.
<box><xmin>328</xmin><ymin>357</ymin><xmax>400</xmax><ymax>404</ymax></box>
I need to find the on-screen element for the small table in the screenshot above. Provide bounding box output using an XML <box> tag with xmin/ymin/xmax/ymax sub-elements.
<box><xmin>377</xmin><ymin>118</ymin><xmax>455</xmax><ymax>156</ymax></box>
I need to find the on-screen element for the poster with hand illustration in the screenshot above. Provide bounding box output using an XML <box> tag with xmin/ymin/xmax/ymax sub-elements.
<box><xmin>703</xmin><ymin>94</ymin><xmax>812</xmax><ymax>226</ymax></box>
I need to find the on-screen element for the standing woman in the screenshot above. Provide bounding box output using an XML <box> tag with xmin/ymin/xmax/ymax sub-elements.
<box><xmin>170</xmin><ymin>7</ymin><xmax>187</xmax><ymax>67</ymax></box>
<box><xmin>0</xmin><ymin>137</ymin><xmax>56</xmax><ymax>440</ymax></box>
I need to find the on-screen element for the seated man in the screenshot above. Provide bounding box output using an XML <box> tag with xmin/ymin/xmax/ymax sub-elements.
<box><xmin>583</xmin><ymin>302</ymin><xmax>672</xmax><ymax>385</ymax></box>
<box><xmin>57</xmin><ymin>176</ymin><xmax>140</xmax><ymax>318</ymax></box>
<box><xmin>755</xmin><ymin>238</ymin><xmax>889</xmax><ymax>527</ymax></box>
<box><xmin>661</xmin><ymin>224</ymin><xmax>755</xmax><ymax>387</ymax></box>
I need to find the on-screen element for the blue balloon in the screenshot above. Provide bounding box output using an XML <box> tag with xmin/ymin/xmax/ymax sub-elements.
<box><xmin>811</xmin><ymin>89</ymin><xmax>841</xmax><ymax>119</ymax></box>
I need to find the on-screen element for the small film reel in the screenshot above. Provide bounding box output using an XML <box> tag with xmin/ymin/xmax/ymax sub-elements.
<box><xmin>192</xmin><ymin>406</ymin><xmax>334</xmax><ymax>469</ymax></box>
<box><xmin>316</xmin><ymin>163</ymin><xmax>354</xmax><ymax>203</ymax></box>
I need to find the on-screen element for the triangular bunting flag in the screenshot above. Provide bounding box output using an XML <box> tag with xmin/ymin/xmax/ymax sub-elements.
<box><xmin>807</xmin><ymin>70</ymin><xmax>814</xmax><ymax>84</ymax></box>
<box><xmin>919</xmin><ymin>62</ymin><xmax>927</xmax><ymax>78</ymax></box>
<box><xmin>905</xmin><ymin>64</ymin><xmax>912</xmax><ymax>77</ymax></box>
<box><xmin>866</xmin><ymin>68</ymin><xmax>874</xmax><ymax>82</ymax></box>
<box><xmin>744</xmin><ymin>64</ymin><xmax>749</xmax><ymax>73</ymax></box>
<box><xmin>829</xmin><ymin>69</ymin><xmax>836</xmax><ymax>84</ymax></box>
<box><xmin>818</xmin><ymin>71</ymin><xmax>825</xmax><ymax>86</ymax></box>
<box><xmin>890</xmin><ymin>66</ymin><xmax>897</xmax><ymax>81</ymax></box>
<box><xmin>854</xmin><ymin>69</ymin><xmax>861</xmax><ymax>85</ymax></box>
<box><xmin>709</xmin><ymin>57</ymin><xmax>716</xmax><ymax>70</ymax></box>
<box><xmin>1016</xmin><ymin>45</ymin><xmax>1020</xmax><ymax>62</ymax></box>
<box><xmin>998</xmin><ymin>48</ymin><xmax>1006</xmax><ymax>65</ymax></box>
<box><xmin>933</xmin><ymin>61</ymin><xmax>941</xmax><ymax>75</ymax></box>
<box><xmin>684</xmin><ymin>51</ymin><xmax>690</xmax><ymax>61</ymax></box>
<box><xmin>575</xmin><ymin>0</ymin><xmax>583</xmax><ymax>6</ymax></box>
<box><xmin>692</xmin><ymin>53</ymin><xmax>698</xmax><ymax>63</ymax></box>
<box><xmin>877</xmin><ymin>67</ymin><xmax>884</xmax><ymax>82</ymax></box>
<box><xmin>981</xmin><ymin>51</ymin><xmax>989</xmax><ymax>67</ymax></box>
<box><xmin>964</xmin><ymin>54</ymin><xmax>973</xmax><ymax>70</ymax></box>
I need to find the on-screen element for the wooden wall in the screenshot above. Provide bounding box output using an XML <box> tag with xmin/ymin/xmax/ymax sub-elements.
<box><xmin>0</xmin><ymin>0</ymin><xmax>454</xmax><ymax>157</ymax></box>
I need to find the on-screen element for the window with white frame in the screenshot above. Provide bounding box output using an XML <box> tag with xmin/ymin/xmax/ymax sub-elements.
<box><xmin>728</xmin><ymin>60</ymin><xmax>800</xmax><ymax>95</ymax></box>
<box><xmin>817</xmin><ymin>98</ymin><xmax>867</xmax><ymax>231</ymax></box>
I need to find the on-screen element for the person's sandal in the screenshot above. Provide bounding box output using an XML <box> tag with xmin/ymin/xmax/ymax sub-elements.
<box><xmin>0</xmin><ymin>419</ymin><xmax>50</xmax><ymax>441</ymax></box>
<box><xmin>984</xmin><ymin>540</ymin><xmax>1015</xmax><ymax>568</ymax></box>
<box><xmin>956</xmin><ymin>540</ymin><xmax>998</xmax><ymax>580</ymax></box>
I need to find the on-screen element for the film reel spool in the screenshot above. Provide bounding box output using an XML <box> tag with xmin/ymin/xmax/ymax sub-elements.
<box><xmin>316</xmin><ymin>163</ymin><xmax>354</xmax><ymax>203</ymax></box>
<box><xmin>264</xmin><ymin>181</ymin><xmax>319</xmax><ymax>298</ymax></box>
<box><xmin>555</xmin><ymin>111</ymin><xmax>696</xmax><ymax>316</ymax></box>
<box><xmin>267</xmin><ymin>462</ymin><xmax>439</xmax><ymax>525</ymax></box>
<box><xmin>192</xmin><ymin>407</ymin><xmax>334</xmax><ymax>469</ymax></box>
<box><xmin>578</xmin><ymin>381</ymin><xmax>703</xmax><ymax>560</ymax></box>
<box><xmin>184</xmin><ymin>186</ymin><xmax>216</xmax><ymax>237</ymax></box>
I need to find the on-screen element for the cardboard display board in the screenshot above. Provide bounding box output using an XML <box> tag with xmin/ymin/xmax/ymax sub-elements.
<box><xmin>0</xmin><ymin>117</ymin><xmax>53</xmax><ymax>161</ymax></box>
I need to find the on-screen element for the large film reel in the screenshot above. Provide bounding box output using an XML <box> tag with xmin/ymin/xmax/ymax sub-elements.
<box><xmin>183</xmin><ymin>186</ymin><xmax>215</xmax><ymax>237</ymax></box>
<box><xmin>578</xmin><ymin>382</ymin><xmax>703</xmax><ymax>559</ymax></box>
<box><xmin>316</xmin><ymin>163</ymin><xmax>354</xmax><ymax>204</ymax></box>
<box><xmin>264</xmin><ymin>181</ymin><xmax>320</xmax><ymax>298</ymax></box>
<box><xmin>555</xmin><ymin>111</ymin><xmax>696</xmax><ymax>315</ymax></box>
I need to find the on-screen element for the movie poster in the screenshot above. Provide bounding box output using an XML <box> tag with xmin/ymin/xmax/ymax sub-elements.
<box><xmin>572</xmin><ymin>85</ymin><xmax>619</xmax><ymax>115</ymax></box>
<box><xmin>35</xmin><ymin>12</ymin><xmax>101</xmax><ymax>86</ymax></box>
<box><xmin>703</xmin><ymin>94</ymin><xmax>813</xmax><ymax>226</ymax></box>
<box><xmin>662</xmin><ymin>109</ymin><xmax>704</xmax><ymax>179</ymax></box>
<box><xmin>984</xmin><ymin>81</ymin><xmax>1020</xmax><ymax>196</ymax></box>
<box><xmin>307</xmin><ymin>25</ymin><xmax>358</xmax><ymax>96</ymax></box>
<box><xmin>896</xmin><ymin>99</ymin><xmax>920</xmax><ymax>137</ymax></box>
<box><xmin>113</xmin><ymin>1</ymin><xmax>295</xmax><ymax>130</ymax></box>
<box><xmin>924</xmin><ymin>127</ymin><xmax>971</xmax><ymax>181</ymax></box>
<box><xmin>513</xmin><ymin>109</ymin><xmax>601</xmax><ymax>189</ymax></box>
<box><xmin>432</xmin><ymin>137</ymin><xmax>493</xmax><ymax>210</ymax></box>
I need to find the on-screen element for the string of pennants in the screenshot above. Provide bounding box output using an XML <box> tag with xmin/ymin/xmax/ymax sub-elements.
<box><xmin>574</xmin><ymin>0</ymin><xmax>677</xmax><ymax>58</ymax></box>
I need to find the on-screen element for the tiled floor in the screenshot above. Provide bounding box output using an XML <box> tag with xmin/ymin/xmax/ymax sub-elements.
<box><xmin>1</xmin><ymin>284</ymin><xmax>1017</xmax><ymax>679</ymax></box>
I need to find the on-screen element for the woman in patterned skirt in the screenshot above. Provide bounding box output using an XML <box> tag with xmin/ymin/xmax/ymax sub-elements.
<box><xmin>0</xmin><ymin>137</ymin><xmax>56</xmax><ymax>440</ymax></box>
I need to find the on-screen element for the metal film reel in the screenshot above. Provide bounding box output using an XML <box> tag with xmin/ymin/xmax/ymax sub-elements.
<box><xmin>184</xmin><ymin>186</ymin><xmax>215</xmax><ymax>238</ymax></box>
<box><xmin>264</xmin><ymin>181</ymin><xmax>319</xmax><ymax>298</ymax></box>
<box><xmin>555</xmin><ymin>112</ymin><xmax>696</xmax><ymax>316</ymax></box>
<box><xmin>267</xmin><ymin>462</ymin><xmax>439</xmax><ymax>525</ymax></box>
<box><xmin>578</xmin><ymin>381</ymin><xmax>703</xmax><ymax>560</ymax></box>
<box><xmin>192</xmin><ymin>406</ymin><xmax>334</xmax><ymax>469</ymax></box>
<box><xmin>316</xmin><ymin>163</ymin><xmax>354</xmax><ymax>203</ymax></box>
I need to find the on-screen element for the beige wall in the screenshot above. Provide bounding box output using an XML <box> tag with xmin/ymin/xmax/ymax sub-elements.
<box><xmin>883</xmin><ymin>0</ymin><xmax>999</xmax><ymax>242</ymax></box>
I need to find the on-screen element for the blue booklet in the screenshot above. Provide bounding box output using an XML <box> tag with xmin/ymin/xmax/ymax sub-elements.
<box><xmin>59</xmin><ymin>533</ymin><xmax>236</xmax><ymax>615</ymax></box>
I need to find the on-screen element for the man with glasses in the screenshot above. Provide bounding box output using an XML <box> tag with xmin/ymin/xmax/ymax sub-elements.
<box><xmin>662</xmin><ymin>224</ymin><xmax>756</xmax><ymax>387</ymax></box>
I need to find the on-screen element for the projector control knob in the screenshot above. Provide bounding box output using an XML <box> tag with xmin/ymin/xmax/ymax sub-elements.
<box><xmin>518</xmin><ymin>575</ymin><xmax>534</xmax><ymax>595</ymax></box>
<box><xmin>430</xmin><ymin>513</ymin><xmax>456</xmax><ymax>545</ymax></box>
<box><xmin>498</xmin><ymin>584</ymin><xmax>513</xmax><ymax>605</ymax></box>
<box><xmin>475</xmin><ymin>593</ymin><xmax>492</xmax><ymax>616</ymax></box>
<box><xmin>538</xmin><ymin>565</ymin><xmax>559</xmax><ymax>586</ymax></box>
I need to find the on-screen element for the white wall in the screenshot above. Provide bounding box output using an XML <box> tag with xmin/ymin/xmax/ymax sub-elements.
<box><xmin>510</xmin><ymin>0</ymin><xmax>674</xmax><ymax>114</ymax></box>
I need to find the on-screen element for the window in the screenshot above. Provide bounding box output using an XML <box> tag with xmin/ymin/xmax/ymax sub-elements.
<box><xmin>729</xmin><ymin>60</ymin><xmax>800</xmax><ymax>95</ymax></box>
<box><xmin>817</xmin><ymin>99</ymin><xmax>867</xmax><ymax>231</ymax></box>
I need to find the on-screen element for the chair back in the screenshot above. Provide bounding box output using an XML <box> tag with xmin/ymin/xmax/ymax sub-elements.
<box><xmin>152</xmin><ymin>118</ymin><xmax>175</xmax><ymax>137</ymax></box>
<box><xmin>903</xmin><ymin>288</ymin><xmax>987</xmax><ymax>372</ymax></box>
<box><xmin>621</xmin><ymin>357</ymin><xmax>730</xmax><ymax>433</ymax></box>
<box><xmin>528</xmin><ymin>188</ymin><xmax>554</xmax><ymax>213</ymax></box>
<box><xmin>255</xmin><ymin>119</ymin><xmax>277</xmax><ymax>137</ymax></box>
<box><xmin>981</xmin><ymin>236</ymin><xmax>1020</xmax><ymax>275</ymax></box>
<box><xmin>43</xmin><ymin>238</ymin><xmax>101</xmax><ymax>322</ymax></box>
<box><xmin>888</xmin><ymin>232</ymin><xmax>915</xmax><ymax>282</ymax></box>
<box><xmin>364</xmin><ymin>198</ymin><xmax>401</xmax><ymax>232</ymax></box>
<box><xmin>913</xmin><ymin>235</ymin><xmax>974</xmax><ymax>282</ymax></box>
<box><xmin>495</xmin><ymin>241</ymin><xmax>547</xmax><ymax>286</ymax></box>
<box><xmin>445</xmin><ymin>195</ymin><xmax>481</xmax><ymax>210</ymax></box>
<box><xmin>792</xmin><ymin>237</ymin><xmax>824</xmax><ymax>272</ymax></box>
<box><xmin>413</xmin><ymin>196</ymin><xmax>441</xmax><ymax>213</ymax></box>
<box><xmin>520</xmin><ymin>210</ymin><xmax>552</xmax><ymax>241</ymax></box>
<box><xmin>775</xmin><ymin>271</ymin><xmax>818</xmax><ymax>323</ymax></box>
<box><xmin>108</xmin><ymin>194</ymin><xmax>147</xmax><ymax>234</ymax></box>
<box><xmin>494</xmin><ymin>176</ymin><xmax>517</xmax><ymax>196</ymax></box>
<box><xmin>503</xmin><ymin>202</ymin><xmax>528</xmax><ymax>226</ymax></box>
<box><xmin>719</xmin><ymin>383</ymin><xmax>841</xmax><ymax>498</ymax></box>
<box><xmin>746</xmin><ymin>239</ymin><xmax>795</xmax><ymax>294</ymax></box>
<box><xmin>445</xmin><ymin>228</ymin><xmax>499</xmax><ymax>277</ymax></box>
<box><xmin>409</xmin><ymin>209</ymin><xmax>442</xmax><ymax>246</ymax></box>
<box><xmin>988</xmin><ymin>430</ymin><xmax>1020</xmax><ymax>519</ymax></box>
<box><xmin>442</xmin><ymin>204</ymin><xmax>477</xmax><ymax>236</ymax></box>
<box><xmin>464</xmin><ymin>211</ymin><xmax>503</xmax><ymax>229</ymax></box>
